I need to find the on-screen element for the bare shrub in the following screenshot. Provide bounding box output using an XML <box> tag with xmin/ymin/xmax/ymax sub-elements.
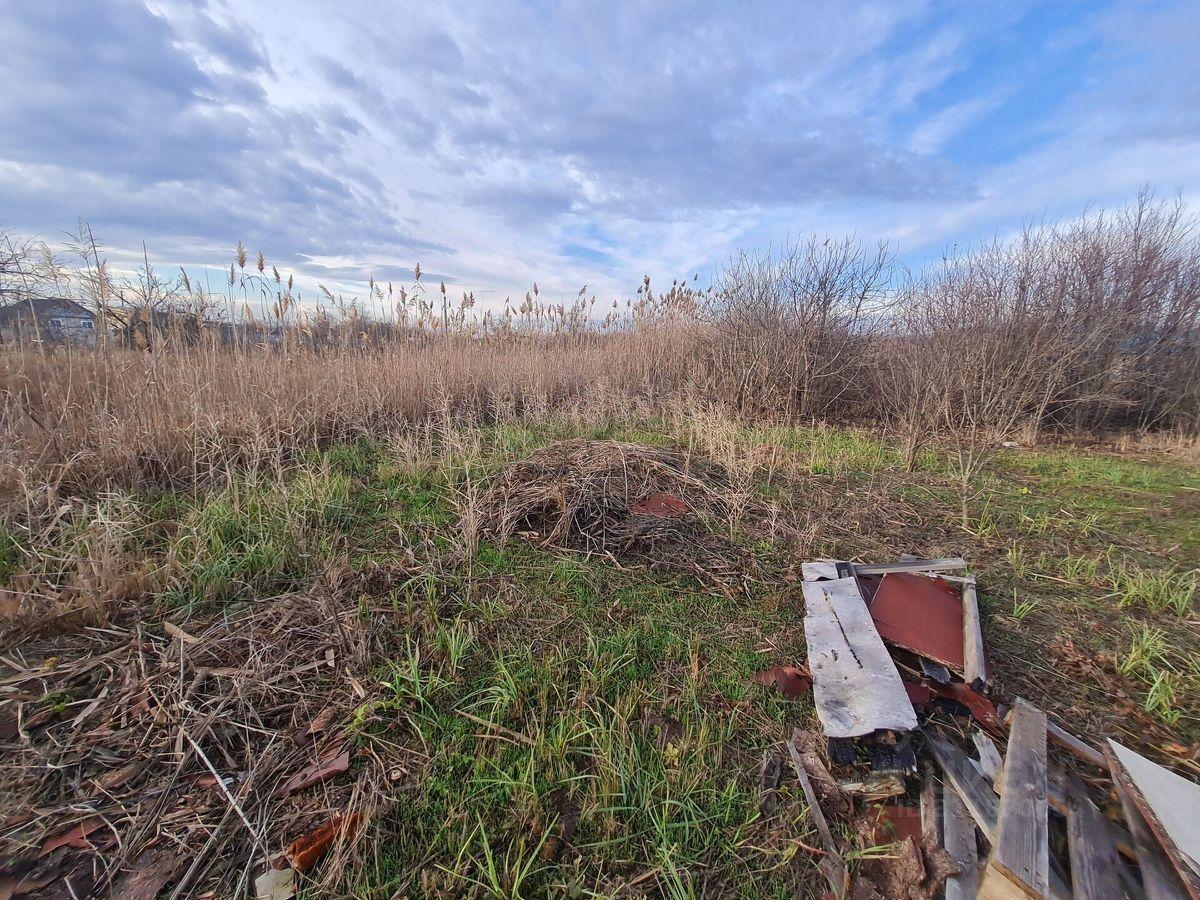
<box><xmin>883</xmin><ymin>229</ymin><xmax>1104</xmax><ymax>525</ymax></box>
<box><xmin>702</xmin><ymin>236</ymin><xmax>893</xmax><ymax>418</ymax></box>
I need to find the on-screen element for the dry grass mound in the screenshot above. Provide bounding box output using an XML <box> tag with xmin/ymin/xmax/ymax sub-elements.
<box><xmin>474</xmin><ymin>439</ymin><xmax>733</xmax><ymax>558</ymax></box>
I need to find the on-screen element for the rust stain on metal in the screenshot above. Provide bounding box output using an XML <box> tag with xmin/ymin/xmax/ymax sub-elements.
<box><xmin>868</xmin><ymin>573</ymin><xmax>965</xmax><ymax>673</ymax></box>
<box><xmin>631</xmin><ymin>492</ymin><xmax>689</xmax><ymax>518</ymax></box>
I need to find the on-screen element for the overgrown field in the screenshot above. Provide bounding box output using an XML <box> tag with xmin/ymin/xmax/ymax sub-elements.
<box><xmin>2</xmin><ymin>411</ymin><xmax>1197</xmax><ymax>897</ymax></box>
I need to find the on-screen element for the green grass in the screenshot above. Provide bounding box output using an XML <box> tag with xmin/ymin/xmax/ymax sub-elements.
<box><xmin>6</xmin><ymin>422</ymin><xmax>1199</xmax><ymax>895</ymax></box>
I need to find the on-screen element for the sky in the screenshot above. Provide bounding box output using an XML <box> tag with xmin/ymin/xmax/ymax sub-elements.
<box><xmin>2</xmin><ymin>0</ymin><xmax>1200</xmax><ymax>308</ymax></box>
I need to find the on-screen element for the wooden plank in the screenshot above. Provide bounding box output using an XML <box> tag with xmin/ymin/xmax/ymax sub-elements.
<box><xmin>973</xmin><ymin>730</ymin><xmax>1003</xmax><ymax>781</ymax></box>
<box><xmin>1112</xmin><ymin>776</ymin><xmax>1190</xmax><ymax>900</ymax></box>
<box><xmin>1107</xmin><ymin>742</ymin><xmax>1200</xmax><ymax>900</ymax></box>
<box><xmin>1047</xmin><ymin>719</ymin><xmax>1107</xmax><ymax>770</ymax></box>
<box><xmin>1066</xmin><ymin>774</ymin><xmax>1133</xmax><ymax>900</ymax></box>
<box><xmin>926</xmin><ymin>729</ymin><xmax>1000</xmax><ymax>836</ymax></box>
<box><xmin>943</xmin><ymin>780</ymin><xmax>982</xmax><ymax>900</ymax></box>
<box><xmin>801</xmin><ymin>559</ymin><xmax>843</xmax><ymax>582</ymax></box>
<box><xmin>984</xmin><ymin>698</ymin><xmax>1049</xmax><ymax>899</ymax></box>
<box><xmin>961</xmin><ymin>577</ymin><xmax>989</xmax><ymax>686</ymax></box>
<box><xmin>919</xmin><ymin>762</ymin><xmax>940</xmax><ymax>843</ymax></box>
<box><xmin>787</xmin><ymin>730</ymin><xmax>849</xmax><ymax>899</ymax></box>
<box><xmin>802</xmin><ymin>577</ymin><xmax>917</xmax><ymax>738</ymax></box>
<box><xmin>929</xmin><ymin>727</ymin><xmax>1071</xmax><ymax>900</ymax></box>
<box><xmin>851</xmin><ymin>557</ymin><xmax>967</xmax><ymax>576</ymax></box>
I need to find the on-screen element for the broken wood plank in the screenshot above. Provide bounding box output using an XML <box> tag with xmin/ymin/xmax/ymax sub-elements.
<box><xmin>801</xmin><ymin>577</ymin><xmax>917</xmax><ymax>738</ymax></box>
<box><xmin>1107</xmin><ymin>741</ymin><xmax>1200</xmax><ymax>899</ymax></box>
<box><xmin>787</xmin><ymin>730</ymin><xmax>849</xmax><ymax>899</ymax></box>
<box><xmin>930</xmin><ymin>726</ymin><xmax>1070</xmax><ymax>900</ymax></box>
<box><xmin>1065</xmin><ymin>774</ymin><xmax>1133</xmax><ymax>900</ymax></box>
<box><xmin>981</xmin><ymin>698</ymin><xmax>1049</xmax><ymax>899</ymax></box>
<box><xmin>943</xmin><ymin>778</ymin><xmax>982</xmax><ymax>900</ymax></box>
<box><xmin>919</xmin><ymin>762</ymin><xmax>939</xmax><ymax>843</ymax></box>
<box><xmin>973</xmin><ymin>731</ymin><xmax>1003</xmax><ymax>782</ymax></box>
<box><xmin>1111</xmin><ymin>764</ymin><xmax>1190</xmax><ymax>900</ymax></box>
<box><xmin>961</xmin><ymin>577</ymin><xmax>989</xmax><ymax>686</ymax></box>
<box><xmin>926</xmin><ymin>729</ymin><xmax>1000</xmax><ymax>837</ymax></box>
<box><xmin>1046</xmin><ymin>719</ymin><xmax>1107</xmax><ymax>770</ymax></box>
<box><xmin>851</xmin><ymin>557</ymin><xmax>968</xmax><ymax>576</ymax></box>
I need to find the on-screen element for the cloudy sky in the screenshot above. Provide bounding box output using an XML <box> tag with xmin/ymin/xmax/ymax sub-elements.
<box><xmin>2</xmin><ymin>0</ymin><xmax>1199</xmax><ymax>306</ymax></box>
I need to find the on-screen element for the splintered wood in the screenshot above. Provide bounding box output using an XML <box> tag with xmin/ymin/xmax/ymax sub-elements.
<box><xmin>801</xmin><ymin>576</ymin><xmax>917</xmax><ymax>738</ymax></box>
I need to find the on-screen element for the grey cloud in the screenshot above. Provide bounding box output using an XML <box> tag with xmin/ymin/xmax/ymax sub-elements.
<box><xmin>383</xmin><ymin>1</ymin><xmax>972</xmax><ymax>221</ymax></box>
<box><xmin>0</xmin><ymin>0</ymin><xmax>444</xmax><ymax>268</ymax></box>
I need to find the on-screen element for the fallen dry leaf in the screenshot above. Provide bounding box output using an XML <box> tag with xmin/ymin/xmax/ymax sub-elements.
<box><xmin>754</xmin><ymin>665</ymin><xmax>812</xmax><ymax>698</ymax></box>
<box><xmin>281</xmin><ymin>745</ymin><xmax>350</xmax><ymax>795</ymax></box>
<box><xmin>296</xmin><ymin>706</ymin><xmax>337</xmax><ymax>747</ymax></box>
<box><xmin>40</xmin><ymin>816</ymin><xmax>105</xmax><ymax>855</ymax></box>
<box><xmin>254</xmin><ymin>865</ymin><xmax>296</xmax><ymax>900</ymax></box>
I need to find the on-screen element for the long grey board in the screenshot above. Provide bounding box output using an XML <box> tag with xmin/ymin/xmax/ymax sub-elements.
<box><xmin>802</xmin><ymin>576</ymin><xmax>917</xmax><ymax>738</ymax></box>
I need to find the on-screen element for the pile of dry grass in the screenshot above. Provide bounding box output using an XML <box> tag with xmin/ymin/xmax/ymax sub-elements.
<box><xmin>0</xmin><ymin>572</ymin><xmax>401</xmax><ymax>898</ymax></box>
<box><xmin>473</xmin><ymin>439</ymin><xmax>733</xmax><ymax>558</ymax></box>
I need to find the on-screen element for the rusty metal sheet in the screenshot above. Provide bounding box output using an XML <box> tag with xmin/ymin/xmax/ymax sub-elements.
<box><xmin>631</xmin><ymin>492</ymin><xmax>689</xmax><ymax>518</ymax></box>
<box><xmin>868</xmin><ymin>573</ymin><xmax>965</xmax><ymax>674</ymax></box>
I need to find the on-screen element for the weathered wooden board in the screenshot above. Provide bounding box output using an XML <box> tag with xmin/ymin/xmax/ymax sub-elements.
<box><xmin>926</xmin><ymin>729</ymin><xmax>1001</xmax><ymax>835</ymax></box>
<box><xmin>802</xmin><ymin>577</ymin><xmax>917</xmax><ymax>738</ymax></box>
<box><xmin>981</xmin><ymin>698</ymin><xmax>1049</xmax><ymax>899</ymax></box>
<box><xmin>851</xmin><ymin>557</ymin><xmax>967</xmax><ymax>576</ymax></box>
<box><xmin>1111</xmin><ymin>767</ymin><xmax>1190</xmax><ymax>900</ymax></box>
<box><xmin>961</xmin><ymin>577</ymin><xmax>989</xmax><ymax>686</ymax></box>
<box><xmin>973</xmin><ymin>730</ymin><xmax>1003</xmax><ymax>782</ymax></box>
<box><xmin>943</xmin><ymin>779</ymin><xmax>982</xmax><ymax>900</ymax></box>
<box><xmin>1108</xmin><ymin>741</ymin><xmax>1200</xmax><ymax>899</ymax></box>
<box><xmin>787</xmin><ymin>729</ymin><xmax>849</xmax><ymax>899</ymax></box>
<box><xmin>1066</xmin><ymin>774</ymin><xmax>1133</xmax><ymax>900</ymax></box>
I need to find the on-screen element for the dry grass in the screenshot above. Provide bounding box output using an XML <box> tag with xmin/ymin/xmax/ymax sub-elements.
<box><xmin>0</xmin><ymin>333</ymin><xmax>700</xmax><ymax>503</ymax></box>
<box><xmin>0</xmin><ymin>568</ymin><xmax>403</xmax><ymax>897</ymax></box>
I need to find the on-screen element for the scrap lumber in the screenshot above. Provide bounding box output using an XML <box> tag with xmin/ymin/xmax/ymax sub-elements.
<box><xmin>851</xmin><ymin>557</ymin><xmax>968</xmax><ymax>575</ymax></box>
<box><xmin>1111</xmin><ymin>767</ymin><xmax>1191</xmax><ymax>900</ymax></box>
<box><xmin>980</xmin><ymin>698</ymin><xmax>1049</xmax><ymax>899</ymax></box>
<box><xmin>973</xmin><ymin>730</ymin><xmax>1003</xmax><ymax>781</ymax></box>
<box><xmin>802</xmin><ymin>577</ymin><xmax>917</xmax><ymax>738</ymax></box>
<box><xmin>926</xmin><ymin>729</ymin><xmax>1001</xmax><ymax>837</ymax></box>
<box><xmin>787</xmin><ymin>730</ymin><xmax>850</xmax><ymax>899</ymax></box>
<box><xmin>802</xmin><ymin>559</ymin><xmax>843</xmax><ymax>582</ymax></box>
<box><xmin>961</xmin><ymin>577</ymin><xmax>989</xmax><ymax>686</ymax></box>
<box><xmin>1107</xmin><ymin>741</ymin><xmax>1200</xmax><ymax>899</ymax></box>
<box><xmin>943</xmin><ymin>780</ymin><xmax>982</xmax><ymax>900</ymax></box>
<box><xmin>1065</xmin><ymin>775</ymin><xmax>1133</xmax><ymax>900</ymax></box>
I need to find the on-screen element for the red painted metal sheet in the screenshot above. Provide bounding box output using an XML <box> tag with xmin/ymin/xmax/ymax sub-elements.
<box><xmin>868</xmin><ymin>572</ymin><xmax>965</xmax><ymax>673</ymax></box>
<box><xmin>631</xmin><ymin>492</ymin><xmax>689</xmax><ymax>518</ymax></box>
<box><xmin>903</xmin><ymin>680</ymin><xmax>933</xmax><ymax>709</ymax></box>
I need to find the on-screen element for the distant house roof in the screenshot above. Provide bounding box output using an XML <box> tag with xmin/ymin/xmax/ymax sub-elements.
<box><xmin>0</xmin><ymin>298</ymin><xmax>96</xmax><ymax>324</ymax></box>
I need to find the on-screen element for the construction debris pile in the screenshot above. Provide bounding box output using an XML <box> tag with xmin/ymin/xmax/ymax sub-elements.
<box><xmin>775</xmin><ymin>556</ymin><xmax>1200</xmax><ymax>900</ymax></box>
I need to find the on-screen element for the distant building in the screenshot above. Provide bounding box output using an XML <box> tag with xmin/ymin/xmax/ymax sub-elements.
<box><xmin>0</xmin><ymin>298</ymin><xmax>98</xmax><ymax>346</ymax></box>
